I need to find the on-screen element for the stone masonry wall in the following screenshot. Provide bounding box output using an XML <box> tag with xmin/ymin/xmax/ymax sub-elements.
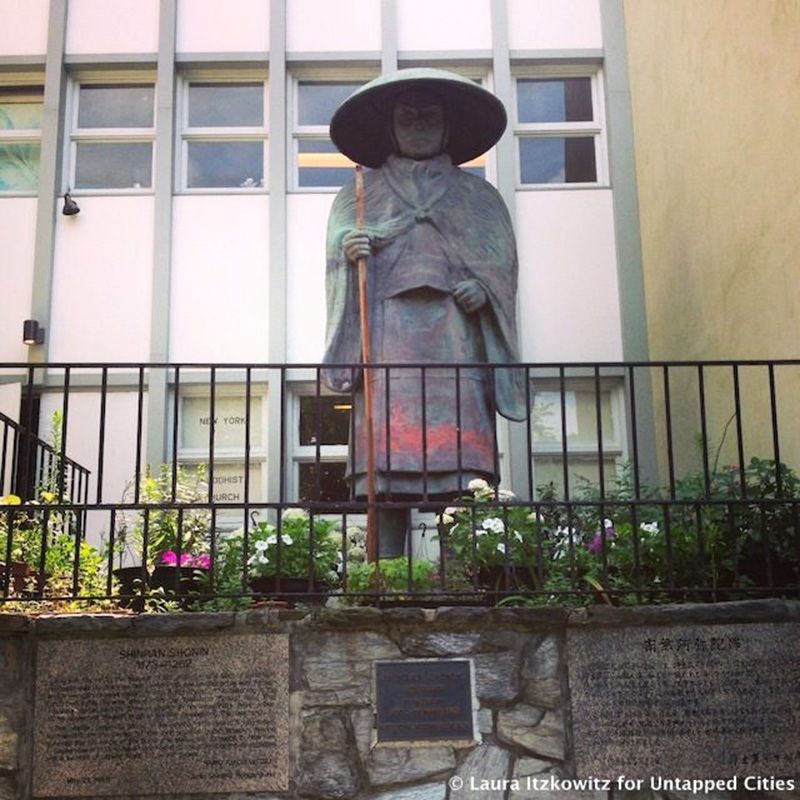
<box><xmin>0</xmin><ymin>600</ymin><xmax>798</xmax><ymax>800</ymax></box>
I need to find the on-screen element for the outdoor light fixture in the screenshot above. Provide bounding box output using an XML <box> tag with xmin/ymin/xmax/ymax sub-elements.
<box><xmin>62</xmin><ymin>190</ymin><xmax>80</xmax><ymax>216</ymax></box>
<box><xmin>22</xmin><ymin>320</ymin><xmax>45</xmax><ymax>346</ymax></box>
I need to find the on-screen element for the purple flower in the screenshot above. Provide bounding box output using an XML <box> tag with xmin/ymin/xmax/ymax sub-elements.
<box><xmin>160</xmin><ymin>550</ymin><xmax>178</xmax><ymax>565</ymax></box>
<box><xmin>588</xmin><ymin>524</ymin><xmax>615</xmax><ymax>555</ymax></box>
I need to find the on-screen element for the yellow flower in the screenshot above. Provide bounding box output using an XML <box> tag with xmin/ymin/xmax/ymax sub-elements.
<box><xmin>0</xmin><ymin>494</ymin><xmax>22</xmax><ymax>505</ymax></box>
<box><xmin>40</xmin><ymin>490</ymin><xmax>56</xmax><ymax>503</ymax></box>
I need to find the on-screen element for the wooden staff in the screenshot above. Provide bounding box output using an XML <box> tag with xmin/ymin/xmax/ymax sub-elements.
<box><xmin>355</xmin><ymin>165</ymin><xmax>378</xmax><ymax>565</ymax></box>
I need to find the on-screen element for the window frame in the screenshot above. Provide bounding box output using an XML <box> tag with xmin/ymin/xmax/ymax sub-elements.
<box><xmin>65</xmin><ymin>72</ymin><xmax>157</xmax><ymax>195</ymax></box>
<box><xmin>529</xmin><ymin>376</ymin><xmax>627</xmax><ymax>495</ymax></box>
<box><xmin>288</xmin><ymin>383</ymin><xmax>351</xmax><ymax>503</ymax></box>
<box><xmin>289</xmin><ymin>65</ymin><xmax>496</xmax><ymax>192</ymax></box>
<box><xmin>173</xmin><ymin>383</ymin><xmax>270</xmax><ymax>529</ymax></box>
<box><xmin>289</xmin><ymin>67</ymin><xmax>377</xmax><ymax>193</ymax></box>
<box><xmin>0</xmin><ymin>79</ymin><xmax>44</xmax><ymax>195</ymax></box>
<box><xmin>176</xmin><ymin>69</ymin><xmax>269</xmax><ymax>194</ymax></box>
<box><xmin>513</xmin><ymin>64</ymin><xmax>607</xmax><ymax>190</ymax></box>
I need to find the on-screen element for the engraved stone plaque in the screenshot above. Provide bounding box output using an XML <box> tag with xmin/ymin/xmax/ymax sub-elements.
<box><xmin>568</xmin><ymin>622</ymin><xmax>800</xmax><ymax>779</ymax></box>
<box><xmin>33</xmin><ymin>634</ymin><xmax>289</xmax><ymax>796</ymax></box>
<box><xmin>375</xmin><ymin>659</ymin><xmax>476</xmax><ymax>743</ymax></box>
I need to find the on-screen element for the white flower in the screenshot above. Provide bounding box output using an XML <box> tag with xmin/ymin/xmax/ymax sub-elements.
<box><xmin>498</xmin><ymin>488</ymin><xmax>516</xmax><ymax>501</ymax></box>
<box><xmin>496</xmin><ymin>542</ymin><xmax>507</xmax><ymax>553</ymax></box>
<box><xmin>444</xmin><ymin>506</ymin><xmax>460</xmax><ymax>516</ymax></box>
<box><xmin>282</xmin><ymin>508</ymin><xmax>308</xmax><ymax>521</ymax></box>
<box><xmin>281</xmin><ymin>534</ymin><xmax>294</xmax><ymax>546</ymax></box>
<box><xmin>350</xmin><ymin>545</ymin><xmax>366</xmax><ymax>561</ymax></box>
<box><xmin>266</xmin><ymin>534</ymin><xmax>278</xmax><ymax>545</ymax></box>
<box><xmin>603</xmin><ymin>518</ymin><xmax>614</xmax><ymax>529</ymax></box>
<box><xmin>481</xmin><ymin>517</ymin><xmax>505</xmax><ymax>534</ymax></box>
<box><xmin>640</xmin><ymin>521</ymin><xmax>659</xmax><ymax>534</ymax></box>
<box><xmin>254</xmin><ymin>540</ymin><xmax>269</xmax><ymax>551</ymax></box>
<box><xmin>513</xmin><ymin>530</ymin><xmax>523</xmax><ymax>542</ymax></box>
<box><xmin>436</xmin><ymin>512</ymin><xmax>455</xmax><ymax>525</ymax></box>
<box><xmin>527</xmin><ymin>511</ymin><xmax>544</xmax><ymax>523</ymax></box>
<box><xmin>468</xmin><ymin>478</ymin><xmax>490</xmax><ymax>493</ymax></box>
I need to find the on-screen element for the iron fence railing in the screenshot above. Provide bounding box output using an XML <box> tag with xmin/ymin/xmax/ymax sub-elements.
<box><xmin>0</xmin><ymin>410</ymin><xmax>90</xmax><ymax>505</ymax></box>
<box><xmin>1</xmin><ymin>360</ymin><xmax>798</xmax><ymax>606</ymax></box>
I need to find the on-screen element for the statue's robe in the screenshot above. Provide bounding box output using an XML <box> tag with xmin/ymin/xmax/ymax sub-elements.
<box><xmin>323</xmin><ymin>154</ymin><xmax>526</xmax><ymax>498</ymax></box>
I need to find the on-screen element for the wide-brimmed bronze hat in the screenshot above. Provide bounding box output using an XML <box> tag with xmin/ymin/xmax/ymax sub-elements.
<box><xmin>329</xmin><ymin>68</ymin><xmax>507</xmax><ymax>168</ymax></box>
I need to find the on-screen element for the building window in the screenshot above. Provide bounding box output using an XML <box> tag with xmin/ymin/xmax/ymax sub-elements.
<box><xmin>514</xmin><ymin>70</ymin><xmax>605</xmax><ymax>187</ymax></box>
<box><xmin>177</xmin><ymin>389</ymin><xmax>268</xmax><ymax>527</ymax></box>
<box><xmin>293</xmin><ymin>391</ymin><xmax>351</xmax><ymax>502</ymax></box>
<box><xmin>0</xmin><ymin>86</ymin><xmax>43</xmax><ymax>192</ymax></box>
<box><xmin>292</xmin><ymin>78</ymin><xmax>367</xmax><ymax>189</ymax></box>
<box><xmin>180</xmin><ymin>78</ymin><xmax>268</xmax><ymax>190</ymax></box>
<box><xmin>531</xmin><ymin>380</ymin><xmax>625</xmax><ymax>496</ymax></box>
<box><xmin>69</xmin><ymin>82</ymin><xmax>155</xmax><ymax>190</ymax></box>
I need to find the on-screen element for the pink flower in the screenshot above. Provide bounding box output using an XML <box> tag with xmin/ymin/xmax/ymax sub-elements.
<box><xmin>160</xmin><ymin>551</ymin><xmax>211</xmax><ymax>569</ymax></box>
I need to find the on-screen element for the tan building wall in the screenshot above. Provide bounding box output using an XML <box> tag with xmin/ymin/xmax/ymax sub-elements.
<box><xmin>624</xmin><ymin>0</ymin><xmax>800</xmax><ymax>478</ymax></box>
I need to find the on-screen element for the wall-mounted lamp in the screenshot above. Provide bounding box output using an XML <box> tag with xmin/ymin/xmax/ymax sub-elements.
<box><xmin>62</xmin><ymin>190</ymin><xmax>80</xmax><ymax>216</ymax></box>
<box><xmin>22</xmin><ymin>320</ymin><xmax>45</xmax><ymax>346</ymax></box>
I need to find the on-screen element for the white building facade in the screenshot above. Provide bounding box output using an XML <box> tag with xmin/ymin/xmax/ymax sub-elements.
<box><xmin>0</xmin><ymin>0</ymin><xmax>649</xmax><ymax>521</ymax></box>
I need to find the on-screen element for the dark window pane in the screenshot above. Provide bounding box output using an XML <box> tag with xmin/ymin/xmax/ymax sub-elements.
<box><xmin>299</xmin><ymin>396</ymin><xmax>351</xmax><ymax>446</ymax></box>
<box><xmin>299</xmin><ymin>462</ymin><xmax>349</xmax><ymax>502</ymax></box>
<box><xmin>298</xmin><ymin>82</ymin><xmax>362</xmax><ymax>126</ymax></box>
<box><xmin>519</xmin><ymin>136</ymin><xmax>596</xmax><ymax>184</ymax></box>
<box><xmin>188</xmin><ymin>83</ymin><xmax>264</xmax><ymax>127</ymax></box>
<box><xmin>187</xmin><ymin>141</ymin><xmax>263</xmax><ymax>188</ymax></box>
<box><xmin>78</xmin><ymin>85</ymin><xmax>154</xmax><ymax>128</ymax></box>
<box><xmin>517</xmin><ymin>78</ymin><xmax>592</xmax><ymax>123</ymax></box>
<box><xmin>75</xmin><ymin>142</ymin><xmax>153</xmax><ymax>188</ymax></box>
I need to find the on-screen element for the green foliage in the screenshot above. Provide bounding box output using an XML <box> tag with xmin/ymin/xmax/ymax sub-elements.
<box><xmin>245</xmin><ymin>510</ymin><xmax>340</xmax><ymax>581</ymax></box>
<box><xmin>441</xmin><ymin>458</ymin><xmax>800</xmax><ymax>607</ymax></box>
<box><xmin>345</xmin><ymin>556</ymin><xmax>438</xmax><ymax>599</ymax></box>
<box><xmin>117</xmin><ymin>464</ymin><xmax>211</xmax><ymax>568</ymax></box>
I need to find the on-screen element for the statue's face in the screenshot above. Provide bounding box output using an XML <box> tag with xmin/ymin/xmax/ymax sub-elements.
<box><xmin>392</xmin><ymin>89</ymin><xmax>446</xmax><ymax>160</ymax></box>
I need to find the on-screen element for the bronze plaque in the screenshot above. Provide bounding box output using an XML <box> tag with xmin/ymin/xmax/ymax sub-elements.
<box><xmin>375</xmin><ymin>659</ymin><xmax>476</xmax><ymax>742</ymax></box>
<box><xmin>33</xmin><ymin>634</ymin><xmax>289</xmax><ymax>796</ymax></box>
<box><xmin>569</xmin><ymin>623</ymin><xmax>800</xmax><ymax>779</ymax></box>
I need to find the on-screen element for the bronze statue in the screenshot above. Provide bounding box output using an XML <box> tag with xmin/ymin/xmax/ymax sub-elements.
<box><xmin>322</xmin><ymin>68</ymin><xmax>525</xmax><ymax>552</ymax></box>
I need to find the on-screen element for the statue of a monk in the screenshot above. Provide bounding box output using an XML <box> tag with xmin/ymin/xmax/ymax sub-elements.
<box><xmin>322</xmin><ymin>68</ymin><xmax>526</xmax><ymax>550</ymax></box>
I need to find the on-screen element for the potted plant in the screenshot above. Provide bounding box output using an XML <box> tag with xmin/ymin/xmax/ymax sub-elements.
<box><xmin>1</xmin><ymin>491</ymin><xmax>108</xmax><ymax>605</ymax></box>
<box><xmin>1</xmin><ymin>493</ymin><xmax>43</xmax><ymax>594</ymax></box>
<box><xmin>437</xmin><ymin>478</ymin><xmax>546</xmax><ymax>592</ymax></box>
<box><xmin>343</xmin><ymin>556</ymin><xmax>439</xmax><ymax>606</ymax></box>
<box><xmin>246</xmin><ymin>509</ymin><xmax>340</xmax><ymax>603</ymax></box>
<box><xmin>114</xmin><ymin>464</ymin><xmax>211</xmax><ymax>603</ymax></box>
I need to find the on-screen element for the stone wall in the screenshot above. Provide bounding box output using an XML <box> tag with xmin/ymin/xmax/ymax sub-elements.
<box><xmin>0</xmin><ymin>600</ymin><xmax>799</xmax><ymax>800</ymax></box>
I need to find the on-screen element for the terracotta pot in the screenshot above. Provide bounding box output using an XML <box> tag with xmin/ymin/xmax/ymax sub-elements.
<box><xmin>0</xmin><ymin>560</ymin><xmax>38</xmax><ymax>595</ymax></box>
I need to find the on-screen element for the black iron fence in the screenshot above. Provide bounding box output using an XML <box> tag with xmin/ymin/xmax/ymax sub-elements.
<box><xmin>0</xmin><ymin>410</ymin><xmax>90</xmax><ymax>504</ymax></box>
<box><xmin>1</xmin><ymin>360</ymin><xmax>798</xmax><ymax>607</ymax></box>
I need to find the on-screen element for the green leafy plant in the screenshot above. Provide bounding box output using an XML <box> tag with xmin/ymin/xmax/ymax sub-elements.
<box><xmin>116</xmin><ymin>464</ymin><xmax>211</xmax><ymax>569</ymax></box>
<box><xmin>344</xmin><ymin>556</ymin><xmax>438</xmax><ymax>600</ymax></box>
<box><xmin>246</xmin><ymin>509</ymin><xmax>341</xmax><ymax>581</ymax></box>
<box><xmin>436</xmin><ymin>478</ymin><xmax>550</xmax><ymax>590</ymax></box>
